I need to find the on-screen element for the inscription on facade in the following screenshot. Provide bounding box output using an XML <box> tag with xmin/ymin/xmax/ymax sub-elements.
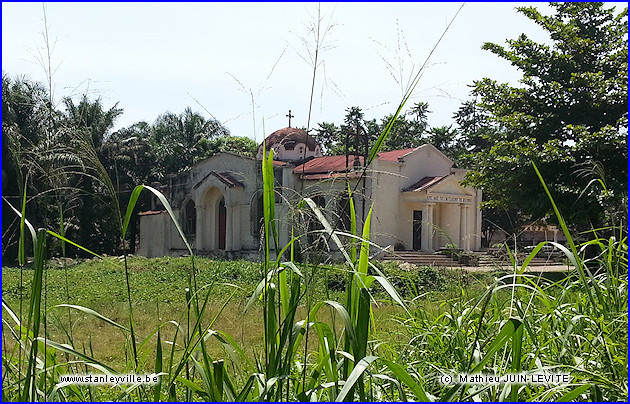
<box><xmin>427</xmin><ymin>195</ymin><xmax>470</xmax><ymax>203</ymax></box>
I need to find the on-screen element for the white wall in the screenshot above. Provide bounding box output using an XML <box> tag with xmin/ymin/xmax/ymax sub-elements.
<box><xmin>369</xmin><ymin>165</ymin><xmax>404</xmax><ymax>248</ymax></box>
<box><xmin>137</xmin><ymin>213</ymin><xmax>168</xmax><ymax>257</ymax></box>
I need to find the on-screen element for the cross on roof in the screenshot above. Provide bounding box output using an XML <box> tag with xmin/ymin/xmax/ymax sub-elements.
<box><xmin>286</xmin><ymin>110</ymin><xmax>294</xmax><ymax>127</ymax></box>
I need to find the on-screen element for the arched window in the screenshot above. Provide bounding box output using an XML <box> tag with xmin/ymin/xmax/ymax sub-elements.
<box><xmin>251</xmin><ymin>195</ymin><xmax>265</xmax><ymax>237</ymax></box>
<box><xmin>184</xmin><ymin>200</ymin><xmax>196</xmax><ymax>236</ymax></box>
<box><xmin>337</xmin><ymin>194</ymin><xmax>352</xmax><ymax>231</ymax></box>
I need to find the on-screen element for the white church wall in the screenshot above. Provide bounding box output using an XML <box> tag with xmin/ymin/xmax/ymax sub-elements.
<box><xmin>166</xmin><ymin>207</ymin><xmax>188</xmax><ymax>251</ymax></box>
<box><xmin>187</xmin><ymin>153</ymin><xmax>262</xmax><ymax>253</ymax></box>
<box><xmin>369</xmin><ymin>167</ymin><xmax>404</xmax><ymax>249</ymax></box>
<box><xmin>137</xmin><ymin>212</ymin><xmax>168</xmax><ymax>257</ymax></box>
<box><xmin>472</xmin><ymin>188</ymin><xmax>483</xmax><ymax>250</ymax></box>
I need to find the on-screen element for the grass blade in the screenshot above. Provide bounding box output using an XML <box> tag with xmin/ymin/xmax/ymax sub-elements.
<box><xmin>555</xmin><ymin>383</ymin><xmax>592</xmax><ymax>402</ymax></box>
<box><xmin>22</xmin><ymin>228</ymin><xmax>46</xmax><ymax>401</ymax></box>
<box><xmin>36</xmin><ymin>337</ymin><xmax>117</xmax><ymax>374</ymax></box>
<box><xmin>154</xmin><ymin>328</ymin><xmax>163</xmax><ymax>401</ymax></box>
<box><xmin>50</xmin><ymin>304</ymin><xmax>129</xmax><ymax>332</ymax></box>
<box><xmin>381</xmin><ymin>359</ymin><xmax>431</xmax><ymax>401</ymax></box>
<box><xmin>472</xmin><ymin>318</ymin><xmax>522</xmax><ymax>373</ymax></box>
<box><xmin>335</xmin><ymin>355</ymin><xmax>378</xmax><ymax>402</ymax></box>
<box><xmin>510</xmin><ymin>318</ymin><xmax>524</xmax><ymax>401</ymax></box>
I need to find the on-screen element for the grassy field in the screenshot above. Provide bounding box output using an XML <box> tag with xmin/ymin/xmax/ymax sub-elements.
<box><xmin>2</xmin><ymin>257</ymin><xmax>484</xmax><ymax>371</ymax></box>
<box><xmin>4</xmin><ymin>251</ymin><xmax>626</xmax><ymax>401</ymax></box>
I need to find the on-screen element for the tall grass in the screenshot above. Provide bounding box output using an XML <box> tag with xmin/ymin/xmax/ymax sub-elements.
<box><xmin>376</xmin><ymin>164</ymin><xmax>627</xmax><ymax>401</ymax></box>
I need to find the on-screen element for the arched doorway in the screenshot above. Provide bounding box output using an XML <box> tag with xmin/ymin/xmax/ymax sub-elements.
<box><xmin>199</xmin><ymin>187</ymin><xmax>227</xmax><ymax>251</ymax></box>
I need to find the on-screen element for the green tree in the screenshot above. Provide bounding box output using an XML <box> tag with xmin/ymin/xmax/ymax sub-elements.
<box><xmin>462</xmin><ymin>2</ymin><xmax>628</xmax><ymax>230</ymax></box>
<box><xmin>63</xmin><ymin>94</ymin><xmax>123</xmax><ymax>149</ymax></box>
<box><xmin>100</xmin><ymin>122</ymin><xmax>156</xmax><ymax>252</ymax></box>
<box><xmin>104</xmin><ymin>122</ymin><xmax>155</xmax><ymax>185</ymax></box>
<box><xmin>312</xmin><ymin>122</ymin><xmax>341</xmax><ymax>154</ymax></box>
<box><xmin>2</xmin><ymin>78</ymin><xmax>123</xmax><ymax>257</ymax></box>
<box><xmin>151</xmin><ymin>107</ymin><xmax>229</xmax><ymax>176</ymax></box>
<box><xmin>2</xmin><ymin>75</ymin><xmax>51</xmax><ymax>259</ymax></box>
<box><xmin>453</xmin><ymin>98</ymin><xmax>495</xmax><ymax>154</ymax></box>
<box><xmin>339</xmin><ymin>107</ymin><xmax>367</xmax><ymax>157</ymax></box>
<box><xmin>62</xmin><ymin>95</ymin><xmax>125</xmax><ymax>254</ymax></box>
<box><xmin>379</xmin><ymin>101</ymin><xmax>430</xmax><ymax>151</ymax></box>
<box><xmin>201</xmin><ymin>135</ymin><xmax>258</xmax><ymax>158</ymax></box>
<box><xmin>425</xmin><ymin>125</ymin><xmax>463</xmax><ymax>163</ymax></box>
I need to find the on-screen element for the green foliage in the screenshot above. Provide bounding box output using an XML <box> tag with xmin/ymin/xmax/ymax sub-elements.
<box><xmin>202</xmin><ymin>135</ymin><xmax>258</xmax><ymax>159</ymax></box>
<box><xmin>101</xmin><ymin>122</ymin><xmax>156</xmax><ymax>187</ymax></box>
<box><xmin>151</xmin><ymin>107</ymin><xmax>230</xmax><ymax>176</ymax></box>
<box><xmin>63</xmin><ymin>94</ymin><xmax>123</xmax><ymax>149</ymax></box>
<box><xmin>3</xmin><ymin>229</ymin><xmax>626</xmax><ymax>401</ymax></box>
<box><xmin>460</xmin><ymin>2</ymin><xmax>628</xmax><ymax>230</ymax></box>
<box><xmin>378</xmin><ymin>101</ymin><xmax>430</xmax><ymax>151</ymax></box>
<box><xmin>312</xmin><ymin>102</ymin><xmax>465</xmax><ymax>165</ymax></box>
<box><xmin>313</xmin><ymin>103</ymin><xmax>436</xmax><ymax>155</ymax></box>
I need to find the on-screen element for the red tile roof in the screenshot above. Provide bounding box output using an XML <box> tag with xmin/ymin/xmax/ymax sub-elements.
<box><xmin>293</xmin><ymin>155</ymin><xmax>364</xmax><ymax>174</ymax></box>
<box><xmin>299</xmin><ymin>172</ymin><xmax>363</xmax><ymax>181</ymax></box>
<box><xmin>376</xmin><ymin>148</ymin><xmax>416</xmax><ymax>162</ymax></box>
<box><xmin>292</xmin><ymin>147</ymin><xmax>418</xmax><ymax>176</ymax></box>
<box><xmin>403</xmin><ymin>176</ymin><xmax>447</xmax><ymax>192</ymax></box>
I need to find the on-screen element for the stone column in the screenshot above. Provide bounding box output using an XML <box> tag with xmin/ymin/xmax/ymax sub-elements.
<box><xmin>225</xmin><ymin>205</ymin><xmax>234</xmax><ymax>251</ymax></box>
<box><xmin>232</xmin><ymin>204</ymin><xmax>241</xmax><ymax>251</ymax></box>
<box><xmin>459</xmin><ymin>204</ymin><xmax>469</xmax><ymax>251</ymax></box>
<box><xmin>421</xmin><ymin>203</ymin><xmax>435</xmax><ymax>252</ymax></box>
<box><xmin>196</xmin><ymin>205</ymin><xmax>205</xmax><ymax>252</ymax></box>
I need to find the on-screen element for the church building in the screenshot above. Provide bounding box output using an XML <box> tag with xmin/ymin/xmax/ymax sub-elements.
<box><xmin>137</xmin><ymin>127</ymin><xmax>482</xmax><ymax>258</ymax></box>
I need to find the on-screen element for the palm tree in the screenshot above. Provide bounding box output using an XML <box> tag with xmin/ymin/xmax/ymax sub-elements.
<box><xmin>63</xmin><ymin>94</ymin><xmax>123</xmax><ymax>149</ymax></box>
<box><xmin>61</xmin><ymin>94</ymin><xmax>125</xmax><ymax>254</ymax></box>
<box><xmin>151</xmin><ymin>107</ymin><xmax>229</xmax><ymax>176</ymax></box>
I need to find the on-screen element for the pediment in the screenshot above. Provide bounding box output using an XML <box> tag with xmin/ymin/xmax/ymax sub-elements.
<box><xmin>426</xmin><ymin>175</ymin><xmax>473</xmax><ymax>197</ymax></box>
<box><xmin>192</xmin><ymin>152</ymin><xmax>255</xmax><ymax>173</ymax></box>
<box><xmin>403</xmin><ymin>174</ymin><xmax>474</xmax><ymax>203</ymax></box>
<box><xmin>193</xmin><ymin>170</ymin><xmax>244</xmax><ymax>190</ymax></box>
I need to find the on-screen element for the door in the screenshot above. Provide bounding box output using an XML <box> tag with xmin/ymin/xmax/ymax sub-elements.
<box><xmin>218</xmin><ymin>198</ymin><xmax>226</xmax><ymax>250</ymax></box>
<box><xmin>412</xmin><ymin>210</ymin><xmax>422</xmax><ymax>250</ymax></box>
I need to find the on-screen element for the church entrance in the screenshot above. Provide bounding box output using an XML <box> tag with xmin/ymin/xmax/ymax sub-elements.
<box><xmin>218</xmin><ymin>198</ymin><xmax>226</xmax><ymax>250</ymax></box>
<box><xmin>199</xmin><ymin>186</ymin><xmax>228</xmax><ymax>252</ymax></box>
<box><xmin>412</xmin><ymin>210</ymin><xmax>422</xmax><ymax>250</ymax></box>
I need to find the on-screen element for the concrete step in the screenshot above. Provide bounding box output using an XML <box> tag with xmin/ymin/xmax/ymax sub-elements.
<box><xmin>380</xmin><ymin>251</ymin><xmax>458</xmax><ymax>266</ymax></box>
<box><xmin>381</xmin><ymin>251</ymin><xmax>565</xmax><ymax>268</ymax></box>
<box><xmin>478</xmin><ymin>255</ymin><xmax>564</xmax><ymax>266</ymax></box>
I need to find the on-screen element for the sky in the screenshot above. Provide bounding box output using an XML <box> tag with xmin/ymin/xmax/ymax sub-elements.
<box><xmin>2</xmin><ymin>2</ymin><xmax>623</xmax><ymax>143</ymax></box>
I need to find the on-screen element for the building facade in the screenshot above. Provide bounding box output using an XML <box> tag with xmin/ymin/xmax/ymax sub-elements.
<box><xmin>137</xmin><ymin>127</ymin><xmax>482</xmax><ymax>258</ymax></box>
